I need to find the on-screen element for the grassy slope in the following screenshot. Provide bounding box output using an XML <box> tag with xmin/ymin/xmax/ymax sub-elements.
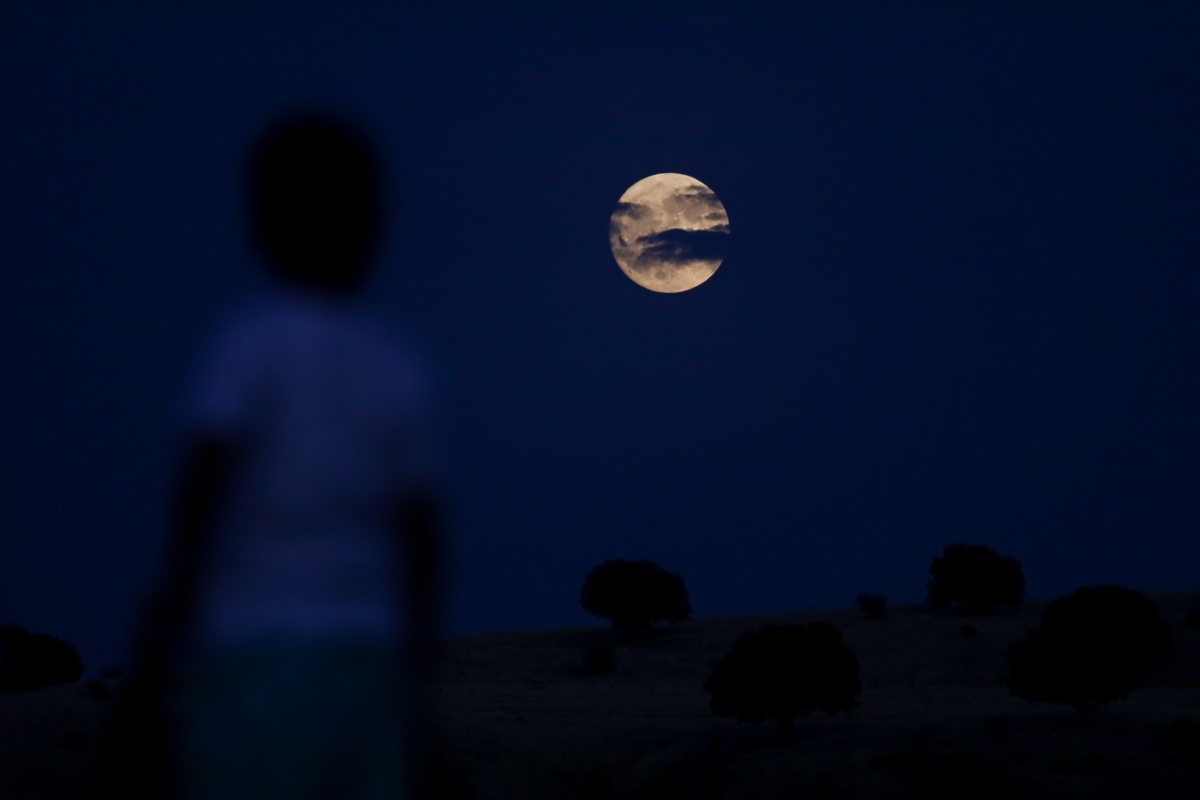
<box><xmin>3</xmin><ymin>591</ymin><xmax>1198</xmax><ymax>799</ymax></box>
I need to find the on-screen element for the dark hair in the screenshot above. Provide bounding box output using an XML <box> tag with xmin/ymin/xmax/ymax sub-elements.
<box><xmin>247</xmin><ymin>112</ymin><xmax>382</xmax><ymax>293</ymax></box>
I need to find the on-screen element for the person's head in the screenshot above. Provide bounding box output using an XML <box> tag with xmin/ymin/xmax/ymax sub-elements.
<box><xmin>247</xmin><ymin>112</ymin><xmax>383</xmax><ymax>295</ymax></box>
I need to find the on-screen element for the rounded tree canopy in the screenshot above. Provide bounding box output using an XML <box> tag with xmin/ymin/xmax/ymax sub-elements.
<box><xmin>927</xmin><ymin>543</ymin><xmax>1026</xmax><ymax>614</ymax></box>
<box><xmin>703</xmin><ymin>622</ymin><xmax>861</xmax><ymax>737</ymax></box>
<box><xmin>1040</xmin><ymin>584</ymin><xmax>1172</xmax><ymax>662</ymax></box>
<box><xmin>1008</xmin><ymin>584</ymin><xmax>1171</xmax><ymax>719</ymax></box>
<box><xmin>579</xmin><ymin>558</ymin><xmax>692</xmax><ymax>636</ymax></box>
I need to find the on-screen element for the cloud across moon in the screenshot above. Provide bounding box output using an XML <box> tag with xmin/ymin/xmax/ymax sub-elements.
<box><xmin>609</xmin><ymin>173</ymin><xmax>730</xmax><ymax>293</ymax></box>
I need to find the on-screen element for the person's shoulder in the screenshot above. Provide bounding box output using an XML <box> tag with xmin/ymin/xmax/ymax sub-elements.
<box><xmin>209</xmin><ymin>291</ymin><xmax>303</xmax><ymax>341</ymax></box>
<box><xmin>181</xmin><ymin>293</ymin><xmax>300</xmax><ymax>431</ymax></box>
<box><xmin>351</xmin><ymin>312</ymin><xmax>438</xmax><ymax>394</ymax></box>
<box><xmin>354</xmin><ymin>316</ymin><xmax>441</xmax><ymax>453</ymax></box>
<box><xmin>354</xmin><ymin>313</ymin><xmax>430</xmax><ymax>366</ymax></box>
<box><xmin>212</xmin><ymin>288</ymin><xmax>352</xmax><ymax>346</ymax></box>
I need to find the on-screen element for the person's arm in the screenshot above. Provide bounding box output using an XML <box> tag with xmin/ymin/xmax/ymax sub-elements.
<box><xmin>134</xmin><ymin>435</ymin><xmax>238</xmax><ymax>682</ymax></box>
<box><xmin>90</xmin><ymin>436</ymin><xmax>238</xmax><ymax>798</ymax></box>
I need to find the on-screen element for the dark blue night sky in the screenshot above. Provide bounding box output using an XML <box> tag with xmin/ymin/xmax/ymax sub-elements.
<box><xmin>2</xmin><ymin>1</ymin><xmax>1197</xmax><ymax>676</ymax></box>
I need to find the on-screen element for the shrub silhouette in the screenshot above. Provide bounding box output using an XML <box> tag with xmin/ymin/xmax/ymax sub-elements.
<box><xmin>1</xmin><ymin>624</ymin><xmax>84</xmax><ymax>691</ymax></box>
<box><xmin>579</xmin><ymin>558</ymin><xmax>692</xmax><ymax>642</ymax></box>
<box><xmin>703</xmin><ymin>622</ymin><xmax>861</xmax><ymax>742</ymax></box>
<box><xmin>926</xmin><ymin>544</ymin><xmax>1025</xmax><ymax>614</ymax></box>
<box><xmin>856</xmin><ymin>592</ymin><xmax>887</xmax><ymax>620</ymax></box>
<box><xmin>1008</xmin><ymin>585</ymin><xmax>1172</xmax><ymax>721</ymax></box>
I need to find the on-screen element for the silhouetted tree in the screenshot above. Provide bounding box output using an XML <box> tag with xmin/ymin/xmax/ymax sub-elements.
<box><xmin>1008</xmin><ymin>585</ymin><xmax>1172</xmax><ymax>721</ymax></box>
<box><xmin>1040</xmin><ymin>585</ymin><xmax>1172</xmax><ymax>658</ymax></box>
<box><xmin>1008</xmin><ymin>626</ymin><xmax>1134</xmax><ymax>721</ymax></box>
<box><xmin>856</xmin><ymin>592</ymin><xmax>887</xmax><ymax>620</ymax></box>
<box><xmin>579</xmin><ymin>558</ymin><xmax>692</xmax><ymax>642</ymax></box>
<box><xmin>703</xmin><ymin>622</ymin><xmax>861</xmax><ymax>742</ymax></box>
<box><xmin>927</xmin><ymin>544</ymin><xmax>1025</xmax><ymax>614</ymax></box>
<box><xmin>0</xmin><ymin>624</ymin><xmax>84</xmax><ymax>691</ymax></box>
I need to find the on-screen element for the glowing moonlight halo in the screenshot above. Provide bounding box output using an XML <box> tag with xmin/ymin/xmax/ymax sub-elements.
<box><xmin>609</xmin><ymin>173</ymin><xmax>729</xmax><ymax>293</ymax></box>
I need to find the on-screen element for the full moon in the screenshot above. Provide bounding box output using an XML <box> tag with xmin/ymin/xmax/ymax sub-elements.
<box><xmin>609</xmin><ymin>173</ymin><xmax>730</xmax><ymax>293</ymax></box>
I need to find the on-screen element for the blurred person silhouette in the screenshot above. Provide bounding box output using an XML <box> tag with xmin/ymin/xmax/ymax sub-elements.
<box><xmin>92</xmin><ymin>112</ymin><xmax>443</xmax><ymax>800</ymax></box>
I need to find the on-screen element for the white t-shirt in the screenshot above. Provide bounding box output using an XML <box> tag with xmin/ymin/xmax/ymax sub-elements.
<box><xmin>184</xmin><ymin>288</ymin><xmax>438</xmax><ymax>648</ymax></box>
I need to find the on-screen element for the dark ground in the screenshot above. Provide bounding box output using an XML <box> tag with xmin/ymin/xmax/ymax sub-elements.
<box><xmin>3</xmin><ymin>591</ymin><xmax>1197</xmax><ymax>799</ymax></box>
